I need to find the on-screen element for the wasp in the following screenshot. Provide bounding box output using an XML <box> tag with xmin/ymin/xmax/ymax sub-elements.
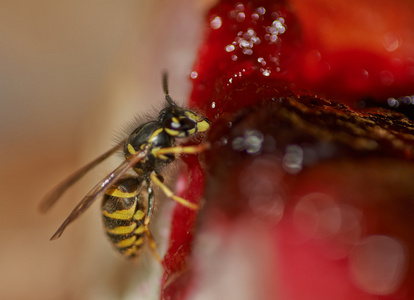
<box><xmin>40</xmin><ymin>73</ymin><xmax>210</xmax><ymax>260</ymax></box>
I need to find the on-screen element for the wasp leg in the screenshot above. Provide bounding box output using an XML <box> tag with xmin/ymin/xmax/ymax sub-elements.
<box><xmin>154</xmin><ymin>143</ymin><xmax>210</xmax><ymax>157</ymax></box>
<box><xmin>144</xmin><ymin>178</ymin><xmax>155</xmax><ymax>226</ymax></box>
<box><xmin>144</xmin><ymin>227</ymin><xmax>162</xmax><ymax>263</ymax></box>
<box><xmin>150</xmin><ymin>172</ymin><xmax>199</xmax><ymax>211</ymax></box>
<box><xmin>143</xmin><ymin>179</ymin><xmax>162</xmax><ymax>263</ymax></box>
<box><xmin>151</xmin><ymin>143</ymin><xmax>209</xmax><ymax>211</ymax></box>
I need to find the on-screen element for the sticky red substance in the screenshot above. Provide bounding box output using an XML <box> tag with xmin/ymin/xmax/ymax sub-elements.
<box><xmin>189</xmin><ymin>0</ymin><xmax>302</xmax><ymax>118</ymax></box>
<box><xmin>160</xmin><ymin>0</ymin><xmax>414</xmax><ymax>299</ymax></box>
<box><xmin>161</xmin><ymin>154</ymin><xmax>204</xmax><ymax>299</ymax></box>
<box><xmin>189</xmin><ymin>0</ymin><xmax>414</xmax><ymax>113</ymax></box>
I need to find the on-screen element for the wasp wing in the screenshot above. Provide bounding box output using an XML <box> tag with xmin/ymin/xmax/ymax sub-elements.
<box><xmin>39</xmin><ymin>140</ymin><xmax>125</xmax><ymax>213</ymax></box>
<box><xmin>50</xmin><ymin>147</ymin><xmax>149</xmax><ymax>240</ymax></box>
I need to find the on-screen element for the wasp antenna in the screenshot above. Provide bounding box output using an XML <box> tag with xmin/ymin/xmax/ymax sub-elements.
<box><xmin>165</xmin><ymin>95</ymin><xmax>176</xmax><ymax>107</ymax></box>
<box><xmin>162</xmin><ymin>72</ymin><xmax>169</xmax><ymax>95</ymax></box>
<box><xmin>162</xmin><ymin>72</ymin><xmax>176</xmax><ymax>106</ymax></box>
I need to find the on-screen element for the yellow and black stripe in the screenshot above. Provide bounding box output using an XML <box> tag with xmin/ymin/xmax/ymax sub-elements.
<box><xmin>101</xmin><ymin>177</ymin><xmax>147</xmax><ymax>259</ymax></box>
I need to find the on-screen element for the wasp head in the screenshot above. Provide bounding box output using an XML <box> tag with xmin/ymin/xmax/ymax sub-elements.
<box><xmin>158</xmin><ymin>105</ymin><xmax>210</xmax><ymax>138</ymax></box>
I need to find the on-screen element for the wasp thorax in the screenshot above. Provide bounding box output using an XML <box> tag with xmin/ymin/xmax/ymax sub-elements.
<box><xmin>159</xmin><ymin>106</ymin><xmax>210</xmax><ymax>138</ymax></box>
<box><xmin>125</xmin><ymin>122</ymin><xmax>172</xmax><ymax>154</ymax></box>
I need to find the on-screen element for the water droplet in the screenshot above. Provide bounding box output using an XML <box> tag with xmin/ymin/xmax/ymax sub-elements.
<box><xmin>239</xmin><ymin>39</ymin><xmax>250</xmax><ymax>48</ymax></box>
<box><xmin>190</xmin><ymin>71</ymin><xmax>198</xmax><ymax>79</ymax></box>
<box><xmin>293</xmin><ymin>193</ymin><xmax>363</xmax><ymax>259</ymax></box>
<box><xmin>383</xmin><ymin>33</ymin><xmax>401</xmax><ymax>52</ymax></box>
<box><xmin>232</xmin><ymin>137</ymin><xmax>245</xmax><ymax>151</ymax></box>
<box><xmin>235</xmin><ymin>3</ymin><xmax>244</xmax><ymax>12</ymax></box>
<box><xmin>220</xmin><ymin>137</ymin><xmax>228</xmax><ymax>146</ymax></box>
<box><xmin>349</xmin><ymin>235</ymin><xmax>407</xmax><ymax>295</ymax></box>
<box><xmin>387</xmin><ymin>98</ymin><xmax>399</xmax><ymax>108</ymax></box>
<box><xmin>282</xmin><ymin>145</ymin><xmax>303</xmax><ymax>174</ymax></box>
<box><xmin>401</xmin><ymin>95</ymin><xmax>414</xmax><ymax>104</ymax></box>
<box><xmin>257</xmin><ymin>7</ymin><xmax>266</xmax><ymax>15</ymax></box>
<box><xmin>225</xmin><ymin>44</ymin><xmax>235</xmax><ymax>52</ymax></box>
<box><xmin>236</xmin><ymin>12</ymin><xmax>245</xmax><ymax>22</ymax></box>
<box><xmin>210</xmin><ymin>16</ymin><xmax>222</xmax><ymax>30</ymax></box>
<box><xmin>242</xmin><ymin>48</ymin><xmax>253</xmax><ymax>55</ymax></box>
<box><xmin>239</xmin><ymin>157</ymin><xmax>284</xmax><ymax>225</ymax></box>
<box><xmin>231</xmin><ymin>130</ymin><xmax>264</xmax><ymax>154</ymax></box>
<box><xmin>293</xmin><ymin>193</ymin><xmax>337</xmax><ymax>239</ymax></box>
<box><xmin>245</xmin><ymin>130</ymin><xmax>264</xmax><ymax>154</ymax></box>
<box><xmin>261</xmin><ymin>69</ymin><xmax>271</xmax><ymax>77</ymax></box>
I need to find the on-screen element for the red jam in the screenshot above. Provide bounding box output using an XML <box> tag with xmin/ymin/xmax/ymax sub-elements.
<box><xmin>189</xmin><ymin>0</ymin><xmax>414</xmax><ymax>114</ymax></box>
<box><xmin>161</xmin><ymin>0</ymin><xmax>414</xmax><ymax>299</ymax></box>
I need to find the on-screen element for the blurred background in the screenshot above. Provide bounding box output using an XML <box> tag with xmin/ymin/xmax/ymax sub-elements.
<box><xmin>0</xmin><ymin>1</ymin><xmax>212</xmax><ymax>299</ymax></box>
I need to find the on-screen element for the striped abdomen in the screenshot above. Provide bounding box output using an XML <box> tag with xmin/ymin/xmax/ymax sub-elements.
<box><xmin>102</xmin><ymin>177</ymin><xmax>147</xmax><ymax>259</ymax></box>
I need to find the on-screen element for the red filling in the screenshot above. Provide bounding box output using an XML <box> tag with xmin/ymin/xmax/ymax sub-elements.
<box><xmin>160</xmin><ymin>0</ymin><xmax>414</xmax><ymax>299</ymax></box>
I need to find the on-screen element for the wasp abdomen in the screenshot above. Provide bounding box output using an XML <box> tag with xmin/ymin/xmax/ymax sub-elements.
<box><xmin>102</xmin><ymin>178</ymin><xmax>146</xmax><ymax>258</ymax></box>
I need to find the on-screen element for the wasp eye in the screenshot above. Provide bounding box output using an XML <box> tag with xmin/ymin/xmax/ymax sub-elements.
<box><xmin>169</xmin><ymin>117</ymin><xmax>196</xmax><ymax>131</ymax></box>
<box><xmin>170</xmin><ymin>120</ymin><xmax>182</xmax><ymax>129</ymax></box>
<box><xmin>183</xmin><ymin>118</ymin><xmax>197</xmax><ymax>130</ymax></box>
<box><xmin>162</xmin><ymin>115</ymin><xmax>196</xmax><ymax>137</ymax></box>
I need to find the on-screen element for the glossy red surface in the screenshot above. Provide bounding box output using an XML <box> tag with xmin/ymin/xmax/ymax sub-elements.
<box><xmin>189</xmin><ymin>0</ymin><xmax>414</xmax><ymax>114</ymax></box>
<box><xmin>161</xmin><ymin>0</ymin><xmax>414</xmax><ymax>299</ymax></box>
